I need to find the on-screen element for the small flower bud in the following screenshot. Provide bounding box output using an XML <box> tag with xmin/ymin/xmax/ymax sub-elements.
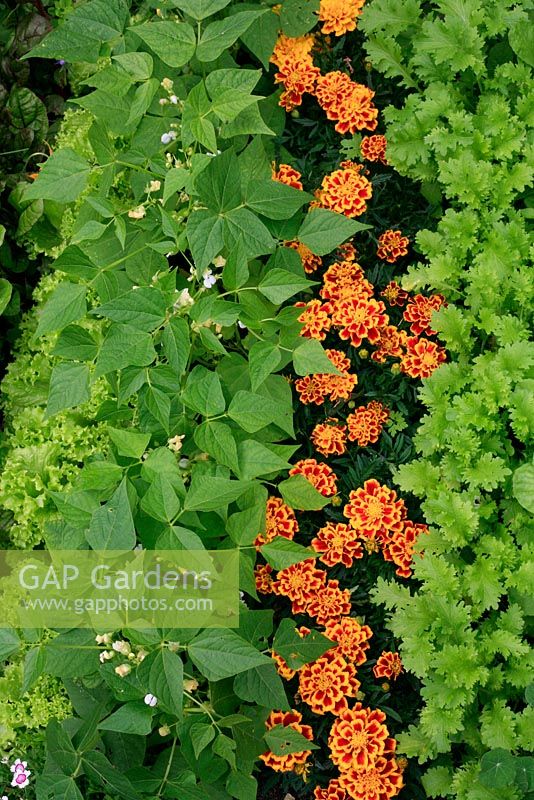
<box><xmin>115</xmin><ymin>664</ymin><xmax>131</xmax><ymax>678</ymax></box>
<box><xmin>159</xmin><ymin>725</ymin><xmax>171</xmax><ymax>736</ymax></box>
<box><xmin>183</xmin><ymin>678</ymin><xmax>199</xmax><ymax>692</ymax></box>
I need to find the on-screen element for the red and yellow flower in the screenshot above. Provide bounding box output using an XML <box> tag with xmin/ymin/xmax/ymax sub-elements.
<box><xmin>311</xmin><ymin>420</ymin><xmax>348</xmax><ymax>456</ymax></box>
<box><xmin>376</xmin><ymin>230</ymin><xmax>409</xmax><ymax>263</ymax></box>
<box><xmin>312</xmin><ymin>522</ymin><xmax>363</xmax><ymax>567</ymax></box>
<box><xmin>272</xmin><ymin>163</ymin><xmax>304</xmax><ymax>190</ymax></box>
<box><xmin>314</xmin><ymin>780</ymin><xmax>348</xmax><ymax>799</ymax></box>
<box><xmin>316</xmin><ymin>162</ymin><xmax>372</xmax><ymax>218</ymax></box>
<box><xmin>382</xmin><ymin>520</ymin><xmax>428</xmax><ymax>577</ymax></box>
<box><xmin>306</xmin><ymin>579</ymin><xmax>352</xmax><ymax>625</ymax></box>
<box><xmin>272</xmin><ymin>559</ymin><xmax>326</xmax><ymax>614</ymax></box>
<box><xmin>254</xmin><ymin>496</ymin><xmax>299</xmax><ymax>549</ymax></box>
<box><xmin>318</xmin><ymin>0</ymin><xmax>366</xmax><ymax>36</ymax></box>
<box><xmin>285</xmin><ymin>239</ymin><xmax>323</xmax><ymax>274</ymax></box>
<box><xmin>343</xmin><ymin>479</ymin><xmax>406</xmax><ymax>545</ymax></box>
<box><xmin>360</xmin><ymin>134</ymin><xmax>387</xmax><ymax>164</ymax></box>
<box><xmin>254</xmin><ymin>563</ymin><xmax>274</xmax><ymax>594</ymax></box>
<box><xmin>296</xmin><ymin>299</ymin><xmax>332</xmax><ymax>340</ymax></box>
<box><xmin>290</xmin><ymin>459</ymin><xmax>338</xmax><ymax>497</ymax></box>
<box><xmin>346</xmin><ymin>401</ymin><xmax>389</xmax><ymax>446</ymax></box>
<box><xmin>403</xmin><ymin>293</ymin><xmax>446</xmax><ymax>336</ymax></box>
<box><xmin>370</xmin><ymin>325</ymin><xmax>407</xmax><ymax>364</ymax></box>
<box><xmin>338</xmin><ymin>754</ymin><xmax>404</xmax><ymax>800</ymax></box>
<box><xmin>380</xmin><ymin>281</ymin><xmax>408</xmax><ymax>307</ymax></box>
<box><xmin>320</xmin><ymin>260</ymin><xmax>373</xmax><ymax>302</ymax></box>
<box><xmin>400</xmin><ymin>336</ymin><xmax>446</xmax><ymax>379</ymax></box>
<box><xmin>299</xmin><ymin>651</ymin><xmax>360</xmax><ymax>715</ymax></box>
<box><xmin>373</xmin><ymin>651</ymin><xmax>403</xmax><ymax>681</ymax></box>
<box><xmin>331</xmin><ymin>297</ymin><xmax>388</xmax><ymax>348</ymax></box>
<box><xmin>328</xmin><ymin>703</ymin><xmax>390</xmax><ymax>771</ymax></box>
<box><xmin>324</xmin><ymin>617</ymin><xmax>373</xmax><ymax>665</ymax></box>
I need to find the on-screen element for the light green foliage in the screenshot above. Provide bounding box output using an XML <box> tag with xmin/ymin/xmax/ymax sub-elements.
<box><xmin>363</xmin><ymin>0</ymin><xmax>534</xmax><ymax>796</ymax></box>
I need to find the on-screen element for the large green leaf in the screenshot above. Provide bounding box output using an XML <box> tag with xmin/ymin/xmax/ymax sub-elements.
<box><xmin>298</xmin><ymin>208</ymin><xmax>371</xmax><ymax>255</ymax></box>
<box><xmin>233</xmin><ymin>663</ymin><xmax>289</xmax><ymax>710</ymax></box>
<box><xmin>24</xmin><ymin>0</ymin><xmax>129</xmax><ymax>62</ymax></box>
<box><xmin>82</xmin><ymin>751</ymin><xmax>141</xmax><ymax>800</ymax></box>
<box><xmin>138</xmin><ymin>649</ymin><xmax>183</xmax><ymax>718</ymax></box>
<box><xmin>188</xmin><ymin>630</ymin><xmax>271</xmax><ymax>680</ymax></box>
<box><xmin>260</xmin><ymin>537</ymin><xmax>314</xmax><ymax>569</ymax></box>
<box><xmin>37</xmin><ymin>283</ymin><xmax>87</xmax><ymax>336</ymax></box>
<box><xmin>93</xmin><ymin>288</ymin><xmax>167</xmax><ymax>332</ymax></box>
<box><xmin>187</xmin><ymin>210</ymin><xmax>225</xmax><ymax>271</ymax></box>
<box><xmin>182</xmin><ymin>366</ymin><xmax>226</xmax><ymax>417</ymax></box>
<box><xmin>278</xmin><ymin>474</ymin><xmax>331</xmax><ymax>510</ymax></box>
<box><xmin>86</xmin><ymin>479</ymin><xmax>136</xmax><ymax>550</ymax></box>
<box><xmin>172</xmin><ymin>0</ymin><xmax>232</xmax><ymax>19</ymax></box>
<box><xmin>99</xmin><ymin>702</ymin><xmax>154</xmax><ymax>735</ymax></box>
<box><xmin>512</xmin><ymin>463</ymin><xmax>534</xmax><ymax>513</ymax></box>
<box><xmin>25</xmin><ymin>149</ymin><xmax>91</xmax><ymax>204</ymax></box>
<box><xmin>258</xmin><ymin>268</ymin><xmax>315</xmax><ymax>304</ymax></box>
<box><xmin>95</xmin><ymin>324</ymin><xmax>157</xmax><ymax>376</ymax></box>
<box><xmin>244</xmin><ymin>180</ymin><xmax>312</xmax><ymax>220</ymax></box>
<box><xmin>0</xmin><ymin>629</ymin><xmax>20</xmax><ymax>662</ymax></box>
<box><xmin>196</xmin><ymin>10</ymin><xmax>266</xmax><ymax>62</ymax></box>
<box><xmin>273</xmin><ymin>619</ymin><xmax>334</xmax><ymax>668</ymax></box>
<box><xmin>45</xmin><ymin>363</ymin><xmax>90</xmax><ymax>418</ymax></box>
<box><xmin>184</xmin><ymin>476</ymin><xmax>253</xmax><ymax>510</ymax></box>
<box><xmin>292</xmin><ymin>339</ymin><xmax>341</xmax><ymax>376</ymax></box>
<box><xmin>130</xmin><ymin>21</ymin><xmax>196</xmax><ymax>68</ymax></box>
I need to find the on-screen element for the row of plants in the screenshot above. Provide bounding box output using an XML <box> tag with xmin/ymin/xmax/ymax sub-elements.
<box><xmin>0</xmin><ymin>1</ymin><xmax>439</xmax><ymax>799</ymax></box>
<box><xmin>359</xmin><ymin>0</ymin><xmax>534</xmax><ymax>797</ymax></box>
<box><xmin>0</xmin><ymin>1</ymin><xmax>530</xmax><ymax>800</ymax></box>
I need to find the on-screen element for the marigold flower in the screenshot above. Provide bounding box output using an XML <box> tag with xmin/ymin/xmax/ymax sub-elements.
<box><xmin>380</xmin><ymin>281</ymin><xmax>408</xmax><ymax>307</ymax></box>
<box><xmin>377</xmin><ymin>230</ymin><xmax>409</xmax><ymax>263</ymax></box>
<box><xmin>331</xmin><ymin>296</ymin><xmax>388</xmax><ymax>348</ymax></box>
<box><xmin>324</xmin><ymin>617</ymin><xmax>373</xmax><ymax>665</ymax></box>
<box><xmin>290</xmin><ymin>458</ymin><xmax>338</xmax><ymax>497</ymax></box>
<box><xmin>400</xmin><ymin>336</ymin><xmax>446</xmax><ymax>379</ymax></box>
<box><xmin>306</xmin><ymin>579</ymin><xmax>352</xmax><ymax>625</ymax></box>
<box><xmin>373</xmin><ymin>651</ymin><xmax>403</xmax><ymax>680</ymax></box>
<box><xmin>338</xmin><ymin>755</ymin><xmax>404</xmax><ymax>800</ymax></box>
<box><xmin>312</xmin><ymin>522</ymin><xmax>363</xmax><ymax>567</ymax></box>
<box><xmin>315</xmin><ymin>73</ymin><xmax>378</xmax><ymax>135</ymax></box>
<box><xmin>322</xmin><ymin>350</ymin><xmax>358</xmax><ymax>401</ymax></box>
<box><xmin>254</xmin><ymin>496</ymin><xmax>299</xmax><ymax>549</ymax></box>
<box><xmin>337</xmin><ymin>242</ymin><xmax>358</xmax><ymax>262</ymax></box>
<box><xmin>382</xmin><ymin>520</ymin><xmax>428</xmax><ymax>577</ymax></box>
<box><xmin>314</xmin><ymin>780</ymin><xmax>348</xmax><ymax>800</ymax></box>
<box><xmin>317</xmin><ymin>162</ymin><xmax>372</xmax><ymax>218</ymax></box>
<box><xmin>311</xmin><ymin>420</ymin><xmax>348</xmax><ymax>456</ymax></box>
<box><xmin>299</xmin><ymin>651</ymin><xmax>360</xmax><ymax>715</ymax></box>
<box><xmin>328</xmin><ymin>703</ymin><xmax>390</xmax><ymax>771</ymax></box>
<box><xmin>254</xmin><ymin>563</ymin><xmax>274</xmax><ymax>594</ymax></box>
<box><xmin>318</xmin><ymin>0</ymin><xmax>365</xmax><ymax>35</ymax></box>
<box><xmin>321</xmin><ymin>260</ymin><xmax>374</xmax><ymax>302</ymax></box>
<box><xmin>403</xmin><ymin>293</ymin><xmax>446</xmax><ymax>336</ymax></box>
<box><xmin>296</xmin><ymin>299</ymin><xmax>332</xmax><ymax>340</ymax></box>
<box><xmin>274</xmin><ymin>57</ymin><xmax>321</xmax><ymax>111</ymax></box>
<box><xmin>272</xmin><ymin>558</ymin><xmax>327</xmax><ymax>613</ymax></box>
<box><xmin>346</xmin><ymin>401</ymin><xmax>389</xmax><ymax>447</ymax></box>
<box><xmin>360</xmin><ymin>134</ymin><xmax>388</xmax><ymax>164</ymax></box>
<box><xmin>343</xmin><ymin>479</ymin><xmax>406</xmax><ymax>545</ymax></box>
<box><xmin>370</xmin><ymin>325</ymin><xmax>408</xmax><ymax>364</ymax></box>
<box><xmin>285</xmin><ymin>239</ymin><xmax>323</xmax><ymax>274</ymax></box>
<box><xmin>261</xmin><ymin>710</ymin><xmax>314</xmax><ymax>772</ymax></box>
<box><xmin>295</xmin><ymin>374</ymin><xmax>331</xmax><ymax>406</ymax></box>
<box><xmin>271</xmin><ymin>33</ymin><xmax>315</xmax><ymax>67</ymax></box>
<box><xmin>272</xmin><ymin>163</ymin><xmax>304</xmax><ymax>190</ymax></box>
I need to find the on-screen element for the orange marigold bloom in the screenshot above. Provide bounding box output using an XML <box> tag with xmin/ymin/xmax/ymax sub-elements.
<box><xmin>290</xmin><ymin>458</ymin><xmax>338</xmax><ymax>497</ymax></box>
<box><xmin>254</xmin><ymin>563</ymin><xmax>274</xmax><ymax>594</ymax></box>
<box><xmin>298</xmin><ymin>651</ymin><xmax>360</xmax><ymax>715</ymax></box>
<box><xmin>377</xmin><ymin>230</ymin><xmax>409</xmax><ymax>263</ymax></box>
<box><xmin>360</xmin><ymin>134</ymin><xmax>388</xmax><ymax>164</ymax></box>
<box><xmin>254</xmin><ymin>496</ymin><xmax>298</xmax><ymax>549</ymax></box>
<box><xmin>400</xmin><ymin>336</ymin><xmax>446</xmax><ymax>379</ymax></box>
<box><xmin>295</xmin><ymin>374</ymin><xmax>330</xmax><ymax>406</ymax></box>
<box><xmin>403</xmin><ymin>293</ymin><xmax>446</xmax><ymax>337</ymax></box>
<box><xmin>373</xmin><ymin>651</ymin><xmax>403</xmax><ymax>680</ymax></box>
<box><xmin>314</xmin><ymin>780</ymin><xmax>348</xmax><ymax>800</ymax></box>
<box><xmin>337</xmin><ymin>242</ymin><xmax>358</xmax><ymax>262</ymax></box>
<box><xmin>380</xmin><ymin>281</ymin><xmax>408</xmax><ymax>307</ymax></box>
<box><xmin>312</xmin><ymin>522</ymin><xmax>363</xmax><ymax>567</ymax></box>
<box><xmin>346</xmin><ymin>401</ymin><xmax>390</xmax><ymax>446</ymax></box>
<box><xmin>382</xmin><ymin>520</ymin><xmax>428</xmax><ymax>578</ymax></box>
<box><xmin>271</xmin><ymin>34</ymin><xmax>315</xmax><ymax>66</ymax></box>
<box><xmin>324</xmin><ymin>617</ymin><xmax>373</xmax><ymax>665</ymax></box>
<box><xmin>343</xmin><ymin>479</ymin><xmax>406</xmax><ymax>545</ymax></box>
<box><xmin>318</xmin><ymin>0</ymin><xmax>365</xmax><ymax>35</ymax></box>
<box><xmin>317</xmin><ymin>162</ymin><xmax>372</xmax><ymax>218</ymax></box>
<box><xmin>272</xmin><ymin>558</ymin><xmax>326</xmax><ymax>614</ymax></box>
<box><xmin>370</xmin><ymin>325</ymin><xmax>408</xmax><ymax>364</ymax></box>
<box><xmin>261</xmin><ymin>710</ymin><xmax>314</xmax><ymax>772</ymax></box>
<box><xmin>328</xmin><ymin>703</ymin><xmax>390</xmax><ymax>771</ymax></box>
<box><xmin>311</xmin><ymin>420</ymin><xmax>348</xmax><ymax>456</ymax></box>
<box><xmin>331</xmin><ymin>297</ymin><xmax>388</xmax><ymax>348</ymax></box>
<box><xmin>272</xmin><ymin>163</ymin><xmax>304</xmax><ymax>190</ymax></box>
<box><xmin>296</xmin><ymin>299</ymin><xmax>332</xmax><ymax>340</ymax></box>
<box><xmin>322</xmin><ymin>349</ymin><xmax>358</xmax><ymax>401</ymax></box>
<box><xmin>320</xmin><ymin>260</ymin><xmax>373</xmax><ymax>302</ymax></box>
<box><xmin>306</xmin><ymin>579</ymin><xmax>352</xmax><ymax>625</ymax></box>
<box><xmin>338</xmin><ymin>755</ymin><xmax>404</xmax><ymax>800</ymax></box>
<box><xmin>285</xmin><ymin>239</ymin><xmax>323</xmax><ymax>274</ymax></box>
<box><xmin>274</xmin><ymin>57</ymin><xmax>321</xmax><ymax>111</ymax></box>
<box><xmin>315</xmin><ymin>73</ymin><xmax>378</xmax><ymax>135</ymax></box>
